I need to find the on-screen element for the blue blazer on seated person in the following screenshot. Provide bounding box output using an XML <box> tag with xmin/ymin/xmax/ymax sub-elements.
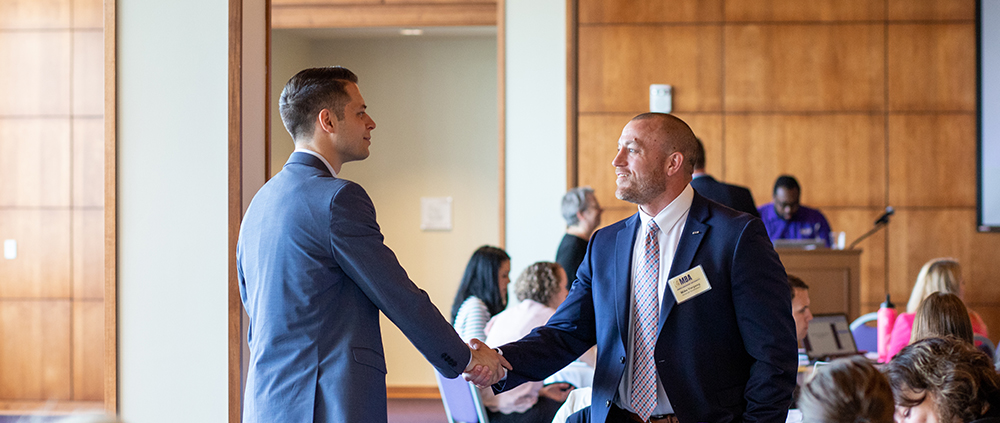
<box><xmin>495</xmin><ymin>191</ymin><xmax>798</xmax><ymax>423</ymax></box>
<box><xmin>238</xmin><ymin>152</ymin><xmax>471</xmax><ymax>423</ymax></box>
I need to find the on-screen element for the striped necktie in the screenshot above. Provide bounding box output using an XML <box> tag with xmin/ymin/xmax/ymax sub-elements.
<box><xmin>632</xmin><ymin>219</ymin><xmax>660</xmax><ymax>420</ymax></box>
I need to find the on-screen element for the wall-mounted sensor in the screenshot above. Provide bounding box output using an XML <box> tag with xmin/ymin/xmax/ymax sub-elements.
<box><xmin>650</xmin><ymin>84</ymin><xmax>672</xmax><ymax>113</ymax></box>
<box><xmin>3</xmin><ymin>239</ymin><xmax>15</xmax><ymax>260</ymax></box>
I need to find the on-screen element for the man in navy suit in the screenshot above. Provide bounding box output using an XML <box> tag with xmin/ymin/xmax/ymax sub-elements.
<box><xmin>238</xmin><ymin>67</ymin><xmax>508</xmax><ymax>423</ymax></box>
<box><xmin>688</xmin><ymin>137</ymin><xmax>760</xmax><ymax>218</ymax></box>
<box><xmin>478</xmin><ymin>114</ymin><xmax>797</xmax><ymax>422</ymax></box>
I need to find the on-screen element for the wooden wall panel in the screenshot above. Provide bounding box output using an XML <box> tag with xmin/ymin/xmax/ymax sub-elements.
<box><xmin>271</xmin><ymin>4</ymin><xmax>496</xmax><ymax>28</ymax></box>
<box><xmin>824</xmin><ymin>208</ymin><xmax>887</xmax><ymax>305</ymax></box>
<box><xmin>887</xmin><ymin>24</ymin><xmax>975</xmax><ymax>111</ymax></box>
<box><xmin>0</xmin><ymin>210</ymin><xmax>72</xmax><ymax>298</ymax></box>
<box><xmin>723</xmin><ymin>114</ymin><xmax>886</xmax><ymax>207</ymax></box>
<box><xmin>73</xmin><ymin>31</ymin><xmax>104</xmax><ymax>116</ymax></box>
<box><xmin>724</xmin><ymin>24</ymin><xmax>884</xmax><ymax>112</ymax></box>
<box><xmin>724</xmin><ymin>0</ymin><xmax>885</xmax><ymax>22</ymax></box>
<box><xmin>674</xmin><ymin>113</ymin><xmax>724</xmax><ymax>177</ymax></box>
<box><xmin>578</xmin><ymin>114</ymin><xmax>632</xmax><ymax>212</ymax></box>
<box><xmin>578</xmin><ymin>25</ymin><xmax>722</xmax><ymax>113</ymax></box>
<box><xmin>0</xmin><ymin>0</ymin><xmax>70</xmax><ymax>29</ymax></box>
<box><xmin>579</xmin><ymin>0</ymin><xmax>721</xmax><ymax>24</ymax></box>
<box><xmin>0</xmin><ymin>119</ymin><xmax>72</xmax><ymax>207</ymax></box>
<box><xmin>888</xmin><ymin>114</ymin><xmax>976</xmax><ymax>207</ymax></box>
<box><xmin>73</xmin><ymin>118</ymin><xmax>104</xmax><ymax>207</ymax></box>
<box><xmin>888</xmin><ymin>210</ymin><xmax>1000</xmax><ymax>311</ymax></box>
<box><xmin>72</xmin><ymin>210</ymin><xmax>103</xmax><ymax>300</ymax></box>
<box><xmin>72</xmin><ymin>300</ymin><xmax>103</xmax><ymax>400</ymax></box>
<box><xmin>72</xmin><ymin>0</ymin><xmax>103</xmax><ymax>28</ymax></box>
<box><xmin>0</xmin><ymin>301</ymin><xmax>71</xmax><ymax>400</ymax></box>
<box><xmin>972</xmin><ymin>307</ymin><xmax>1000</xmax><ymax>346</ymax></box>
<box><xmin>887</xmin><ymin>0</ymin><xmax>975</xmax><ymax>21</ymax></box>
<box><xmin>0</xmin><ymin>32</ymin><xmax>71</xmax><ymax>116</ymax></box>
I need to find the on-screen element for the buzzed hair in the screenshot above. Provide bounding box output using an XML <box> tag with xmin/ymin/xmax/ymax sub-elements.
<box><xmin>630</xmin><ymin>113</ymin><xmax>699</xmax><ymax>174</ymax></box>
<box><xmin>691</xmin><ymin>137</ymin><xmax>706</xmax><ymax>171</ymax></box>
<box><xmin>279</xmin><ymin>67</ymin><xmax>358</xmax><ymax>141</ymax></box>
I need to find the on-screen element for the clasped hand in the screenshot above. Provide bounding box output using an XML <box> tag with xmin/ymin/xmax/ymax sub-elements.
<box><xmin>463</xmin><ymin>338</ymin><xmax>512</xmax><ymax>387</ymax></box>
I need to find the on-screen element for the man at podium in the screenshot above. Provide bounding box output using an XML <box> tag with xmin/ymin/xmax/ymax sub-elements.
<box><xmin>758</xmin><ymin>175</ymin><xmax>832</xmax><ymax>248</ymax></box>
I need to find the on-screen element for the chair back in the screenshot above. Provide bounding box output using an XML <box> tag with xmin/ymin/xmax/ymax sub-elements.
<box><xmin>435</xmin><ymin>371</ymin><xmax>490</xmax><ymax>423</ymax></box>
<box><xmin>850</xmin><ymin>312</ymin><xmax>878</xmax><ymax>353</ymax></box>
<box><xmin>975</xmin><ymin>334</ymin><xmax>996</xmax><ymax>361</ymax></box>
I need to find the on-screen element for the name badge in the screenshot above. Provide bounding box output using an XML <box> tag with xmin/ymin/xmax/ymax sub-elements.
<box><xmin>668</xmin><ymin>265</ymin><xmax>712</xmax><ymax>304</ymax></box>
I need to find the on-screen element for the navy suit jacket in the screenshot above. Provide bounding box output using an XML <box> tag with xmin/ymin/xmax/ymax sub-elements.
<box><xmin>690</xmin><ymin>175</ymin><xmax>760</xmax><ymax>218</ymax></box>
<box><xmin>238</xmin><ymin>153</ymin><xmax>470</xmax><ymax>423</ymax></box>
<box><xmin>497</xmin><ymin>191</ymin><xmax>797</xmax><ymax>423</ymax></box>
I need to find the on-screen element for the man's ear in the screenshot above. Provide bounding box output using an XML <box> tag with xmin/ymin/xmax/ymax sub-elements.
<box><xmin>316</xmin><ymin>109</ymin><xmax>338</xmax><ymax>134</ymax></box>
<box><xmin>665</xmin><ymin>152</ymin><xmax>684</xmax><ymax>176</ymax></box>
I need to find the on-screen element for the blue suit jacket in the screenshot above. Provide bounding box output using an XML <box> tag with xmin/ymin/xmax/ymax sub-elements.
<box><xmin>238</xmin><ymin>152</ymin><xmax>470</xmax><ymax>422</ymax></box>
<box><xmin>497</xmin><ymin>192</ymin><xmax>797</xmax><ymax>423</ymax></box>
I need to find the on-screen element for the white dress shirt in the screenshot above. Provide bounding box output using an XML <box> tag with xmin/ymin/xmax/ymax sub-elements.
<box><xmin>617</xmin><ymin>184</ymin><xmax>694</xmax><ymax>416</ymax></box>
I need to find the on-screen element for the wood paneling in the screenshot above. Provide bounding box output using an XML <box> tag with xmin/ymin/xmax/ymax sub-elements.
<box><xmin>724</xmin><ymin>0</ymin><xmax>885</xmax><ymax>22</ymax></box>
<box><xmin>0</xmin><ymin>301</ymin><xmax>71</xmax><ymax>400</ymax></box>
<box><xmin>888</xmin><ymin>114</ymin><xmax>976</xmax><ymax>207</ymax></box>
<box><xmin>888</xmin><ymin>210</ymin><xmax>1000</xmax><ymax>309</ymax></box>
<box><xmin>971</xmin><ymin>306</ymin><xmax>1000</xmax><ymax>344</ymax></box>
<box><xmin>72</xmin><ymin>300</ymin><xmax>103</xmax><ymax>400</ymax></box>
<box><xmin>579</xmin><ymin>0</ymin><xmax>721</xmax><ymax>24</ymax></box>
<box><xmin>73</xmin><ymin>118</ymin><xmax>104</xmax><ymax>207</ymax></box>
<box><xmin>824</xmin><ymin>208</ymin><xmax>887</xmax><ymax>305</ymax></box>
<box><xmin>674</xmin><ymin>113</ymin><xmax>723</xmax><ymax>177</ymax></box>
<box><xmin>724</xmin><ymin>114</ymin><xmax>886</xmax><ymax>207</ymax></box>
<box><xmin>271</xmin><ymin>4</ymin><xmax>496</xmax><ymax>28</ymax></box>
<box><xmin>73</xmin><ymin>31</ymin><xmax>103</xmax><ymax>116</ymax></box>
<box><xmin>72</xmin><ymin>210</ymin><xmax>103</xmax><ymax>300</ymax></box>
<box><xmin>0</xmin><ymin>0</ymin><xmax>70</xmax><ymax>29</ymax></box>
<box><xmin>724</xmin><ymin>24</ymin><xmax>884</xmax><ymax>112</ymax></box>
<box><xmin>72</xmin><ymin>0</ymin><xmax>103</xmax><ymax>28</ymax></box>
<box><xmin>578</xmin><ymin>114</ymin><xmax>632</xmax><ymax>212</ymax></box>
<box><xmin>888</xmin><ymin>24</ymin><xmax>975</xmax><ymax>111</ymax></box>
<box><xmin>272</xmin><ymin>0</ymin><xmax>379</xmax><ymax>4</ymax></box>
<box><xmin>0</xmin><ymin>32</ymin><xmax>71</xmax><ymax>116</ymax></box>
<box><xmin>888</xmin><ymin>0</ymin><xmax>975</xmax><ymax>21</ymax></box>
<box><xmin>0</xmin><ymin>119</ymin><xmax>72</xmax><ymax>207</ymax></box>
<box><xmin>0</xmin><ymin>210</ymin><xmax>72</xmax><ymax>298</ymax></box>
<box><xmin>578</xmin><ymin>25</ymin><xmax>722</xmax><ymax>113</ymax></box>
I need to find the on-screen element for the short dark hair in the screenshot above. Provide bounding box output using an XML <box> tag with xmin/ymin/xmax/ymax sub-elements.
<box><xmin>773</xmin><ymin>175</ymin><xmax>800</xmax><ymax>195</ymax></box>
<box><xmin>788</xmin><ymin>274</ymin><xmax>809</xmax><ymax>297</ymax></box>
<box><xmin>278</xmin><ymin>67</ymin><xmax>359</xmax><ymax>140</ymax></box>
<box><xmin>885</xmin><ymin>336</ymin><xmax>1000</xmax><ymax>423</ymax></box>
<box><xmin>690</xmin><ymin>137</ymin><xmax>706</xmax><ymax>171</ymax></box>
<box><xmin>799</xmin><ymin>356</ymin><xmax>894</xmax><ymax>423</ymax></box>
<box><xmin>450</xmin><ymin>246</ymin><xmax>510</xmax><ymax>322</ymax></box>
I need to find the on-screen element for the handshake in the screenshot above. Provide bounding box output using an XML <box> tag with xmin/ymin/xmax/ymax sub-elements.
<box><xmin>463</xmin><ymin>338</ymin><xmax>512</xmax><ymax>387</ymax></box>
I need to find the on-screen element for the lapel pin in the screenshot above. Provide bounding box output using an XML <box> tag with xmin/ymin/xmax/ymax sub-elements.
<box><xmin>692</xmin><ymin>231</ymin><xmax>700</xmax><ymax>235</ymax></box>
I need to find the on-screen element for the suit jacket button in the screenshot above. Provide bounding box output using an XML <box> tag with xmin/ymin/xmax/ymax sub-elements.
<box><xmin>620</xmin><ymin>356</ymin><xmax>626</xmax><ymax>363</ymax></box>
<box><xmin>605</xmin><ymin>400</ymin><xmax>611</xmax><ymax>407</ymax></box>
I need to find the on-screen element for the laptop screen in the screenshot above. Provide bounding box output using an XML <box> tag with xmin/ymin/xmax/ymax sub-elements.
<box><xmin>804</xmin><ymin>313</ymin><xmax>857</xmax><ymax>360</ymax></box>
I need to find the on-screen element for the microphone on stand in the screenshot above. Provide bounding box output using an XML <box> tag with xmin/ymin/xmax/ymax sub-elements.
<box><xmin>848</xmin><ymin>206</ymin><xmax>894</xmax><ymax>250</ymax></box>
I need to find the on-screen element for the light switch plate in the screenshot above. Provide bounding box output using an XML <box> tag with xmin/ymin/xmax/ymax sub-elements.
<box><xmin>4</xmin><ymin>239</ymin><xmax>15</xmax><ymax>259</ymax></box>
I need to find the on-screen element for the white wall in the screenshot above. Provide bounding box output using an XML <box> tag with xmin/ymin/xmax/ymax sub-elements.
<box><xmin>118</xmin><ymin>0</ymin><xmax>230</xmax><ymax>421</ymax></box>
<box><xmin>269</xmin><ymin>30</ymin><xmax>311</xmax><ymax>177</ymax></box>
<box><xmin>504</xmin><ymin>0</ymin><xmax>568</xmax><ymax>278</ymax></box>
<box><xmin>271</xmin><ymin>33</ymin><xmax>499</xmax><ymax>386</ymax></box>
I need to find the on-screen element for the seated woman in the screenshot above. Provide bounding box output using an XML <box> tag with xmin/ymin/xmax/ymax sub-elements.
<box><xmin>911</xmin><ymin>292</ymin><xmax>975</xmax><ymax>345</ymax></box>
<box><xmin>450</xmin><ymin>245</ymin><xmax>510</xmax><ymax>343</ymax></box>
<box><xmin>798</xmin><ymin>356</ymin><xmax>894</xmax><ymax>423</ymax></box>
<box><xmin>482</xmin><ymin>262</ymin><xmax>589</xmax><ymax>423</ymax></box>
<box><xmin>885</xmin><ymin>337</ymin><xmax>1000</xmax><ymax>423</ymax></box>
<box><xmin>887</xmin><ymin>258</ymin><xmax>989</xmax><ymax>359</ymax></box>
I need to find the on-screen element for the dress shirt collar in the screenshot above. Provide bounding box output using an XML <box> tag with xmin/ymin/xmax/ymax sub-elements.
<box><xmin>293</xmin><ymin>148</ymin><xmax>337</xmax><ymax>177</ymax></box>
<box><xmin>637</xmin><ymin>184</ymin><xmax>695</xmax><ymax>235</ymax></box>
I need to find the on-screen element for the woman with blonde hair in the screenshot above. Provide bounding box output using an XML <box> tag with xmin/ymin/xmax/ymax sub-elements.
<box><xmin>886</xmin><ymin>258</ymin><xmax>988</xmax><ymax>359</ymax></box>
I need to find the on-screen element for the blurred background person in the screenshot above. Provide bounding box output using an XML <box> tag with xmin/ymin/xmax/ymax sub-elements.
<box><xmin>798</xmin><ymin>356</ymin><xmax>894</xmax><ymax>423</ymax></box>
<box><xmin>758</xmin><ymin>175</ymin><xmax>832</xmax><ymax>247</ymax></box>
<box><xmin>689</xmin><ymin>137</ymin><xmax>760</xmax><ymax>217</ymax></box>
<box><xmin>887</xmin><ymin>258</ymin><xmax>988</xmax><ymax>359</ymax></box>
<box><xmin>482</xmin><ymin>262</ymin><xmax>589</xmax><ymax>423</ymax></box>
<box><xmin>557</xmin><ymin>187</ymin><xmax>602</xmax><ymax>289</ymax></box>
<box><xmin>789</xmin><ymin>274</ymin><xmax>814</xmax><ymax>343</ymax></box>
<box><xmin>885</xmin><ymin>336</ymin><xmax>1000</xmax><ymax>423</ymax></box>
<box><xmin>911</xmin><ymin>292</ymin><xmax>975</xmax><ymax>346</ymax></box>
<box><xmin>451</xmin><ymin>245</ymin><xmax>511</xmax><ymax>342</ymax></box>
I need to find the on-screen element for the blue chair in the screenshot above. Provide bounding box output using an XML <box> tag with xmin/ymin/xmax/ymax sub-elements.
<box><xmin>850</xmin><ymin>312</ymin><xmax>878</xmax><ymax>353</ymax></box>
<box><xmin>435</xmin><ymin>370</ymin><xmax>490</xmax><ymax>423</ymax></box>
<box><xmin>975</xmin><ymin>334</ymin><xmax>996</xmax><ymax>361</ymax></box>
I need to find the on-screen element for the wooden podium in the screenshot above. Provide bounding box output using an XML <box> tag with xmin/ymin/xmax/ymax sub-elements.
<box><xmin>776</xmin><ymin>248</ymin><xmax>863</xmax><ymax>321</ymax></box>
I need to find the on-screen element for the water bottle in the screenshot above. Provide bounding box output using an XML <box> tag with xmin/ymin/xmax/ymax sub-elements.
<box><xmin>877</xmin><ymin>294</ymin><xmax>896</xmax><ymax>363</ymax></box>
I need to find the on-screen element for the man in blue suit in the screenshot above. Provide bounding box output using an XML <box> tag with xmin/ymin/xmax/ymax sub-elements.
<box><xmin>238</xmin><ymin>67</ymin><xmax>508</xmax><ymax>423</ymax></box>
<box><xmin>479</xmin><ymin>114</ymin><xmax>797</xmax><ymax>422</ymax></box>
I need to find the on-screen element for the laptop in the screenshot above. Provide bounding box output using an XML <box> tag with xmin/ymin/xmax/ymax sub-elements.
<box><xmin>773</xmin><ymin>238</ymin><xmax>826</xmax><ymax>250</ymax></box>
<box><xmin>803</xmin><ymin>313</ymin><xmax>858</xmax><ymax>361</ymax></box>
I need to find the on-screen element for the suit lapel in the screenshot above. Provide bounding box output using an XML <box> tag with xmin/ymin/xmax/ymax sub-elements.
<box><xmin>658</xmin><ymin>193</ymin><xmax>710</xmax><ymax>331</ymax></box>
<box><xmin>616</xmin><ymin>213</ymin><xmax>640</xmax><ymax>349</ymax></box>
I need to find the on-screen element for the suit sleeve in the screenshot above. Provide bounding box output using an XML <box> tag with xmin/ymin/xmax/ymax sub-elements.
<box><xmin>731</xmin><ymin>218</ymin><xmax>798</xmax><ymax>422</ymax></box>
<box><xmin>327</xmin><ymin>182</ymin><xmax>471</xmax><ymax>378</ymax></box>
